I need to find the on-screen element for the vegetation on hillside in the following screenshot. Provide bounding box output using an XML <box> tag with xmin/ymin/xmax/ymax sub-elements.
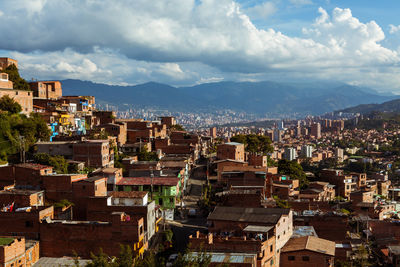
<box><xmin>230</xmin><ymin>134</ymin><xmax>273</xmax><ymax>154</ymax></box>
<box><xmin>137</xmin><ymin>148</ymin><xmax>159</xmax><ymax>161</ymax></box>
<box><xmin>1</xmin><ymin>64</ymin><xmax>30</xmax><ymax>91</ymax></box>
<box><xmin>170</xmin><ymin>124</ymin><xmax>185</xmax><ymax>131</ymax></box>
<box><xmin>0</xmin><ymin>96</ymin><xmax>50</xmax><ymax>163</ymax></box>
<box><xmin>34</xmin><ymin>153</ymin><xmax>69</xmax><ymax>174</ymax></box>
<box><xmin>84</xmin><ymin>244</ymin><xmax>212</xmax><ymax>267</ymax></box>
<box><xmin>278</xmin><ymin>159</ymin><xmax>308</xmax><ymax>189</ymax></box>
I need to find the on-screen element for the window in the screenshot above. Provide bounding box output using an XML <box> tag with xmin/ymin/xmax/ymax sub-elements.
<box><xmin>270</xmin><ymin>245</ymin><xmax>273</xmax><ymax>252</ymax></box>
<box><xmin>288</xmin><ymin>256</ymin><xmax>295</xmax><ymax>261</ymax></box>
<box><xmin>25</xmin><ymin>221</ymin><xmax>34</xmax><ymax>227</ymax></box>
<box><xmin>302</xmin><ymin>256</ymin><xmax>310</xmax><ymax>261</ymax></box>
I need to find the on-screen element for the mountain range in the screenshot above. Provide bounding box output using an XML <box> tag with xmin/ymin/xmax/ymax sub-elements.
<box><xmin>338</xmin><ymin>99</ymin><xmax>400</xmax><ymax>114</ymax></box>
<box><xmin>61</xmin><ymin>79</ymin><xmax>398</xmax><ymax>116</ymax></box>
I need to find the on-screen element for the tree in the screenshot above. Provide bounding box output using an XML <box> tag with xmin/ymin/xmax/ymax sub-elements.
<box><xmin>29</xmin><ymin>112</ymin><xmax>51</xmax><ymax>141</ymax></box>
<box><xmin>230</xmin><ymin>134</ymin><xmax>273</xmax><ymax>155</ymax></box>
<box><xmin>0</xmin><ymin>95</ymin><xmax>22</xmax><ymax>114</ymax></box>
<box><xmin>34</xmin><ymin>153</ymin><xmax>68</xmax><ymax>173</ymax></box>
<box><xmin>137</xmin><ymin>148</ymin><xmax>159</xmax><ymax>161</ymax></box>
<box><xmin>115</xmin><ymin>244</ymin><xmax>134</xmax><ymax>267</ymax></box>
<box><xmin>0</xmin><ymin>111</ymin><xmax>50</xmax><ymax>163</ymax></box>
<box><xmin>172</xmin><ymin>249</ymin><xmax>211</xmax><ymax>267</ymax></box>
<box><xmin>86</xmin><ymin>248</ymin><xmax>115</xmax><ymax>267</ymax></box>
<box><xmin>170</xmin><ymin>124</ymin><xmax>185</xmax><ymax>131</ymax></box>
<box><xmin>1</xmin><ymin>64</ymin><xmax>30</xmax><ymax>91</ymax></box>
<box><xmin>278</xmin><ymin>159</ymin><xmax>308</xmax><ymax>189</ymax></box>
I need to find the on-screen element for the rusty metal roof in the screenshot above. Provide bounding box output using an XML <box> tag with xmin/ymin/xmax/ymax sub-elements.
<box><xmin>207</xmin><ymin>206</ymin><xmax>289</xmax><ymax>224</ymax></box>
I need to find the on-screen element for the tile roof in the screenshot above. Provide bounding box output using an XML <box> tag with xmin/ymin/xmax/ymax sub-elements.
<box><xmin>79</xmin><ymin>176</ymin><xmax>106</xmax><ymax>183</ymax></box>
<box><xmin>207</xmin><ymin>206</ymin><xmax>290</xmax><ymax>224</ymax></box>
<box><xmin>116</xmin><ymin>177</ymin><xmax>180</xmax><ymax>186</ymax></box>
<box><xmin>281</xmin><ymin>236</ymin><xmax>335</xmax><ymax>256</ymax></box>
<box><xmin>99</xmin><ymin>168</ymin><xmax>120</xmax><ymax>173</ymax></box>
<box><xmin>15</xmin><ymin>163</ymin><xmax>52</xmax><ymax>170</ymax></box>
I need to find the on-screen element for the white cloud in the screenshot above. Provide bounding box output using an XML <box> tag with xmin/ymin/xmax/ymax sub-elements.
<box><xmin>289</xmin><ymin>0</ymin><xmax>313</xmax><ymax>6</ymax></box>
<box><xmin>389</xmin><ymin>24</ymin><xmax>400</xmax><ymax>34</ymax></box>
<box><xmin>246</xmin><ymin>2</ymin><xmax>277</xmax><ymax>20</ymax></box>
<box><xmin>157</xmin><ymin>63</ymin><xmax>186</xmax><ymax>80</ymax></box>
<box><xmin>0</xmin><ymin>1</ymin><xmax>399</xmax><ymax>90</ymax></box>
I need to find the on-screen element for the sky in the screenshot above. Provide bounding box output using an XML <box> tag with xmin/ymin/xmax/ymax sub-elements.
<box><xmin>1</xmin><ymin>0</ymin><xmax>400</xmax><ymax>92</ymax></box>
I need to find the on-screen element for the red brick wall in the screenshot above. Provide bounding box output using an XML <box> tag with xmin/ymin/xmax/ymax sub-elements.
<box><xmin>294</xmin><ymin>215</ymin><xmax>349</xmax><ymax>243</ymax></box>
<box><xmin>280</xmin><ymin>250</ymin><xmax>334</xmax><ymax>267</ymax></box>
<box><xmin>0</xmin><ymin>79</ymin><xmax>13</xmax><ymax>89</ymax></box>
<box><xmin>0</xmin><ymin>237</ymin><xmax>25</xmax><ymax>266</ymax></box>
<box><xmin>217</xmin><ymin>144</ymin><xmax>245</xmax><ymax>161</ymax></box>
<box><xmin>0</xmin><ymin>167</ymin><xmax>15</xmax><ymax>186</ymax></box>
<box><xmin>39</xmin><ymin>215</ymin><xmax>144</xmax><ymax>258</ymax></box>
<box><xmin>0</xmin><ymin>89</ymin><xmax>33</xmax><ymax>114</ymax></box>
<box><xmin>155</xmin><ymin>138</ymin><xmax>170</xmax><ymax>150</ymax></box>
<box><xmin>43</xmin><ymin>174</ymin><xmax>87</xmax><ymax>202</ymax></box>
<box><xmin>127</xmin><ymin>129</ymin><xmax>152</xmax><ymax>143</ymax></box>
<box><xmin>0</xmin><ymin>192</ymin><xmax>43</xmax><ymax>207</ymax></box>
<box><xmin>0</xmin><ymin>206</ymin><xmax>53</xmax><ymax>240</ymax></box>
<box><xmin>25</xmin><ymin>240</ymin><xmax>40</xmax><ymax>267</ymax></box>
<box><xmin>162</xmin><ymin>144</ymin><xmax>194</xmax><ymax>155</ymax></box>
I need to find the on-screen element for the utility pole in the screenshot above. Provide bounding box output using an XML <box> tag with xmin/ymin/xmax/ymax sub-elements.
<box><xmin>150</xmin><ymin>166</ymin><xmax>154</xmax><ymax>194</ymax></box>
<box><xmin>19</xmin><ymin>136</ymin><xmax>25</xmax><ymax>163</ymax></box>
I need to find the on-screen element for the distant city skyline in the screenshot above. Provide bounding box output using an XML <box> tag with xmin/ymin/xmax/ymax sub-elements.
<box><xmin>0</xmin><ymin>0</ymin><xmax>399</xmax><ymax>92</ymax></box>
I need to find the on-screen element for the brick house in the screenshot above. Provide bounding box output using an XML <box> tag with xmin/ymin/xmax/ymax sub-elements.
<box><xmin>0</xmin><ymin>73</ymin><xmax>13</xmax><ymax>89</ymax></box>
<box><xmin>217</xmin><ymin>142</ymin><xmax>245</xmax><ymax>161</ymax></box>
<box><xmin>0</xmin><ymin>58</ymin><xmax>18</xmax><ymax>70</ymax></box>
<box><xmin>0</xmin><ymin>206</ymin><xmax>54</xmax><ymax>240</ymax></box>
<box><xmin>42</xmin><ymin>173</ymin><xmax>87</xmax><ymax>202</ymax></box>
<box><xmin>73</xmin><ymin>140</ymin><xmax>113</xmax><ymax>168</ymax></box>
<box><xmin>94</xmin><ymin>122</ymin><xmax>127</xmax><ymax>146</ymax></box>
<box><xmin>0</xmin><ymin>189</ymin><xmax>44</xmax><ymax>207</ymax></box>
<box><xmin>29</xmin><ymin>81</ymin><xmax>62</xmax><ymax>99</ymax></box>
<box><xmin>0</xmin><ymin>237</ymin><xmax>39</xmax><ymax>267</ymax></box>
<box><xmin>86</xmin><ymin>193</ymin><xmax>158</xmax><ymax>242</ymax></box>
<box><xmin>299</xmin><ymin>182</ymin><xmax>335</xmax><ymax>201</ymax></box>
<box><xmin>0</xmin><ymin>164</ymin><xmax>53</xmax><ymax>189</ymax></box>
<box><xmin>189</xmin><ymin>229</ymin><xmax>277</xmax><ymax>267</ymax></box>
<box><xmin>207</xmin><ymin>206</ymin><xmax>293</xmax><ymax>264</ymax></box>
<box><xmin>320</xmin><ymin>169</ymin><xmax>358</xmax><ymax>198</ymax></box>
<box><xmin>280</xmin><ymin>236</ymin><xmax>335</xmax><ymax>267</ymax></box>
<box><xmin>40</xmin><ymin>212</ymin><xmax>147</xmax><ymax>258</ymax></box>
<box><xmin>92</xmin><ymin>167</ymin><xmax>123</xmax><ymax>192</ymax></box>
<box><xmin>116</xmin><ymin>177</ymin><xmax>181</xmax><ymax>211</ymax></box>
<box><xmin>0</xmin><ymin>88</ymin><xmax>33</xmax><ymax>114</ymax></box>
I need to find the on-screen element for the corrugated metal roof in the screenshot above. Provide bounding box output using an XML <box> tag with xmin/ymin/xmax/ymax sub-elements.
<box><xmin>281</xmin><ymin>236</ymin><xmax>335</xmax><ymax>256</ymax></box>
<box><xmin>208</xmin><ymin>206</ymin><xmax>289</xmax><ymax>224</ymax></box>
<box><xmin>33</xmin><ymin>257</ymin><xmax>91</xmax><ymax>266</ymax></box>
<box><xmin>243</xmin><ymin>225</ymin><xmax>274</xmax><ymax>233</ymax></box>
<box><xmin>189</xmin><ymin>252</ymin><xmax>256</xmax><ymax>264</ymax></box>
<box><xmin>117</xmin><ymin>177</ymin><xmax>180</xmax><ymax>186</ymax></box>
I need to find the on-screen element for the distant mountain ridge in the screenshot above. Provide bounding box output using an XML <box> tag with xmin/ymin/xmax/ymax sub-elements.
<box><xmin>61</xmin><ymin>79</ymin><xmax>397</xmax><ymax>116</ymax></box>
<box><xmin>338</xmin><ymin>98</ymin><xmax>400</xmax><ymax>114</ymax></box>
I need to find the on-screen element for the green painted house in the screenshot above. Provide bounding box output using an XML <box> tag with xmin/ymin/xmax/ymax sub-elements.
<box><xmin>116</xmin><ymin>177</ymin><xmax>181</xmax><ymax>210</ymax></box>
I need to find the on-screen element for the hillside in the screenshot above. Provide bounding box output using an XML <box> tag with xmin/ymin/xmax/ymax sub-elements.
<box><xmin>61</xmin><ymin>79</ymin><xmax>396</xmax><ymax>116</ymax></box>
<box><xmin>339</xmin><ymin>98</ymin><xmax>400</xmax><ymax>114</ymax></box>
